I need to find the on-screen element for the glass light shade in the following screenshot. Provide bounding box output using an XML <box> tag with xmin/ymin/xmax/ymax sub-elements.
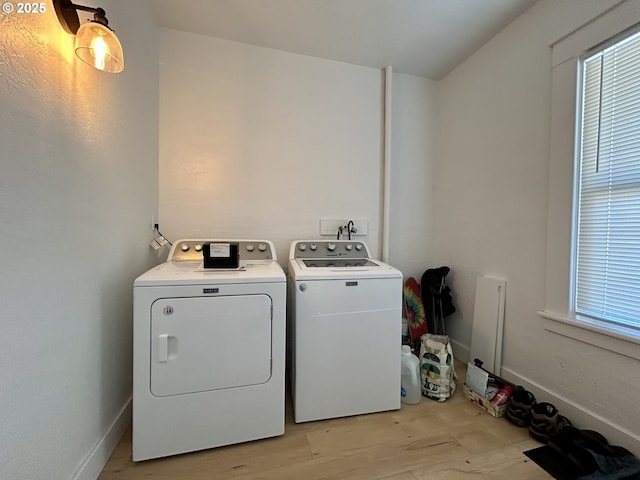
<box><xmin>74</xmin><ymin>22</ymin><xmax>124</xmax><ymax>73</ymax></box>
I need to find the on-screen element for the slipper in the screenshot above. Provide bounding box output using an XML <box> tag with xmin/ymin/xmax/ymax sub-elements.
<box><xmin>505</xmin><ymin>389</ymin><xmax>536</xmax><ymax>427</ymax></box>
<box><xmin>578</xmin><ymin>429</ymin><xmax>608</xmax><ymax>446</ymax></box>
<box><xmin>557</xmin><ymin>415</ymin><xmax>572</xmax><ymax>432</ymax></box>
<box><xmin>558</xmin><ymin>427</ymin><xmax>611</xmax><ymax>451</ymax></box>
<box><xmin>529</xmin><ymin>402</ymin><xmax>558</xmax><ymax>443</ymax></box>
<box><xmin>548</xmin><ymin>427</ymin><xmax>640</xmax><ymax>479</ymax></box>
<box><xmin>547</xmin><ymin>432</ymin><xmax>598</xmax><ymax>476</ymax></box>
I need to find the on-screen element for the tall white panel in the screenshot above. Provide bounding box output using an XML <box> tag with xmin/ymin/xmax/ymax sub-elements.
<box><xmin>470</xmin><ymin>277</ymin><xmax>506</xmax><ymax>374</ymax></box>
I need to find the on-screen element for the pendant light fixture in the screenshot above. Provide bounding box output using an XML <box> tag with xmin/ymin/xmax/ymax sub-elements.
<box><xmin>53</xmin><ymin>0</ymin><xmax>124</xmax><ymax>73</ymax></box>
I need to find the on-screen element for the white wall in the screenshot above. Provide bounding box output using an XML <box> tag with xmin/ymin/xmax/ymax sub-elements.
<box><xmin>160</xmin><ymin>30</ymin><xmax>433</xmax><ymax>265</ymax></box>
<box><xmin>388</xmin><ymin>73</ymin><xmax>438</xmax><ymax>281</ymax></box>
<box><xmin>159</xmin><ymin>30</ymin><xmax>436</xmax><ymax>277</ymax></box>
<box><xmin>159</xmin><ymin>29</ymin><xmax>384</xmax><ymax>265</ymax></box>
<box><xmin>435</xmin><ymin>0</ymin><xmax>640</xmax><ymax>454</ymax></box>
<box><xmin>0</xmin><ymin>2</ymin><xmax>159</xmax><ymax>479</ymax></box>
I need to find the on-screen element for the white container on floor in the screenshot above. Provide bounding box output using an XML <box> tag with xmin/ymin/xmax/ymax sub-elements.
<box><xmin>401</xmin><ymin>345</ymin><xmax>421</xmax><ymax>404</ymax></box>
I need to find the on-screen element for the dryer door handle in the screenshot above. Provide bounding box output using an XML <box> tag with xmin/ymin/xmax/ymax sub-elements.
<box><xmin>157</xmin><ymin>334</ymin><xmax>178</xmax><ymax>363</ymax></box>
<box><xmin>159</xmin><ymin>333</ymin><xmax>180</xmax><ymax>362</ymax></box>
<box><xmin>158</xmin><ymin>334</ymin><xmax>169</xmax><ymax>362</ymax></box>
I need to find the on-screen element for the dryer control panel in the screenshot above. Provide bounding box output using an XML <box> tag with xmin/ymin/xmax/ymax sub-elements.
<box><xmin>169</xmin><ymin>240</ymin><xmax>275</xmax><ymax>262</ymax></box>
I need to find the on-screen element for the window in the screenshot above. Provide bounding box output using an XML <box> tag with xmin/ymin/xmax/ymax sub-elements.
<box><xmin>542</xmin><ymin>1</ymin><xmax>640</xmax><ymax>358</ymax></box>
<box><xmin>574</xmin><ymin>29</ymin><xmax>640</xmax><ymax>331</ymax></box>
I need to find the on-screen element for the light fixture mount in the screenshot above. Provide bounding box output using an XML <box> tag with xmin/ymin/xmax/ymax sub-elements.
<box><xmin>53</xmin><ymin>0</ymin><xmax>111</xmax><ymax>34</ymax></box>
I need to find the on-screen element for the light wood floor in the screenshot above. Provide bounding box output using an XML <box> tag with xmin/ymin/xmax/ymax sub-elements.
<box><xmin>99</xmin><ymin>363</ymin><xmax>552</xmax><ymax>480</ymax></box>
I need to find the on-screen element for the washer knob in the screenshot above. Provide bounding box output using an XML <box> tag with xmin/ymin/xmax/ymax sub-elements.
<box><xmin>298</xmin><ymin>244</ymin><xmax>307</xmax><ymax>251</ymax></box>
<box><xmin>346</xmin><ymin>244</ymin><xmax>353</xmax><ymax>251</ymax></box>
<box><xmin>180</xmin><ymin>243</ymin><xmax>190</xmax><ymax>252</ymax></box>
<box><xmin>355</xmin><ymin>244</ymin><xmax>363</xmax><ymax>251</ymax></box>
<box><xmin>246</xmin><ymin>244</ymin><xmax>255</xmax><ymax>252</ymax></box>
<box><xmin>310</xmin><ymin>243</ymin><xmax>317</xmax><ymax>251</ymax></box>
<box><xmin>327</xmin><ymin>243</ymin><xmax>336</xmax><ymax>251</ymax></box>
<box><xmin>258</xmin><ymin>243</ymin><xmax>267</xmax><ymax>252</ymax></box>
<box><xmin>194</xmin><ymin>244</ymin><xmax>203</xmax><ymax>252</ymax></box>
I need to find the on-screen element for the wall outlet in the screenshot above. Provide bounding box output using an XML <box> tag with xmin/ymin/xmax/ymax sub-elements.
<box><xmin>319</xmin><ymin>219</ymin><xmax>368</xmax><ymax>236</ymax></box>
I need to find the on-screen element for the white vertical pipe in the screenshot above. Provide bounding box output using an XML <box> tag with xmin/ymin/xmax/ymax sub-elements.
<box><xmin>382</xmin><ymin>65</ymin><xmax>392</xmax><ymax>262</ymax></box>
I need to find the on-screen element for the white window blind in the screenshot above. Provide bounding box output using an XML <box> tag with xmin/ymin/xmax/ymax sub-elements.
<box><xmin>575</xmin><ymin>29</ymin><xmax>640</xmax><ymax>330</ymax></box>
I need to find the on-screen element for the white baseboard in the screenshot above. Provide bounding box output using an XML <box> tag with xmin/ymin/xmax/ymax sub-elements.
<box><xmin>73</xmin><ymin>397</ymin><xmax>132</xmax><ymax>480</ymax></box>
<box><xmin>450</xmin><ymin>338</ymin><xmax>470</xmax><ymax>365</ymax></box>
<box><xmin>501</xmin><ymin>367</ymin><xmax>640</xmax><ymax>456</ymax></box>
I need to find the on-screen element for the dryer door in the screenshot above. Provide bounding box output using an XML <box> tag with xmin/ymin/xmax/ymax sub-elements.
<box><xmin>150</xmin><ymin>294</ymin><xmax>272</xmax><ymax>397</ymax></box>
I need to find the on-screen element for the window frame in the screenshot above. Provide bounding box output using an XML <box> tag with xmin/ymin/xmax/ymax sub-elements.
<box><xmin>571</xmin><ymin>26</ymin><xmax>640</xmax><ymax>332</ymax></box>
<box><xmin>540</xmin><ymin>3</ymin><xmax>640</xmax><ymax>360</ymax></box>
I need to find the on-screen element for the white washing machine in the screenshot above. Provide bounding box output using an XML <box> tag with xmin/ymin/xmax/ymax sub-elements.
<box><xmin>133</xmin><ymin>239</ymin><xmax>286</xmax><ymax>461</ymax></box>
<box><xmin>288</xmin><ymin>240</ymin><xmax>403</xmax><ymax>423</ymax></box>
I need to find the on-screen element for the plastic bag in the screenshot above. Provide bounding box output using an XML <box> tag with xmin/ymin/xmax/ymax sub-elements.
<box><xmin>420</xmin><ymin>334</ymin><xmax>457</xmax><ymax>402</ymax></box>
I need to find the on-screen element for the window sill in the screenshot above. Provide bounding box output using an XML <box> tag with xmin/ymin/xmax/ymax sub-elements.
<box><xmin>538</xmin><ymin>311</ymin><xmax>640</xmax><ymax>361</ymax></box>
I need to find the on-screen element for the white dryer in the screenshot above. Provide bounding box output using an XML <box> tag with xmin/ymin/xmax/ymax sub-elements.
<box><xmin>288</xmin><ymin>240</ymin><xmax>403</xmax><ymax>423</ymax></box>
<box><xmin>133</xmin><ymin>239</ymin><xmax>286</xmax><ymax>461</ymax></box>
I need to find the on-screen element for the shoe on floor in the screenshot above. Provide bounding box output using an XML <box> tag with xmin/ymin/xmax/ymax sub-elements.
<box><xmin>529</xmin><ymin>402</ymin><xmax>558</xmax><ymax>443</ymax></box>
<box><xmin>546</xmin><ymin>426</ymin><xmax>640</xmax><ymax>477</ymax></box>
<box><xmin>556</xmin><ymin>414</ymin><xmax>572</xmax><ymax>432</ymax></box>
<box><xmin>547</xmin><ymin>428</ymin><xmax>599</xmax><ymax>476</ymax></box>
<box><xmin>505</xmin><ymin>389</ymin><xmax>536</xmax><ymax>427</ymax></box>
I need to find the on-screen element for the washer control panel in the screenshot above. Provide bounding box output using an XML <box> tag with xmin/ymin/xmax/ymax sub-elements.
<box><xmin>291</xmin><ymin>240</ymin><xmax>370</xmax><ymax>259</ymax></box>
<box><xmin>169</xmin><ymin>240</ymin><xmax>275</xmax><ymax>262</ymax></box>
